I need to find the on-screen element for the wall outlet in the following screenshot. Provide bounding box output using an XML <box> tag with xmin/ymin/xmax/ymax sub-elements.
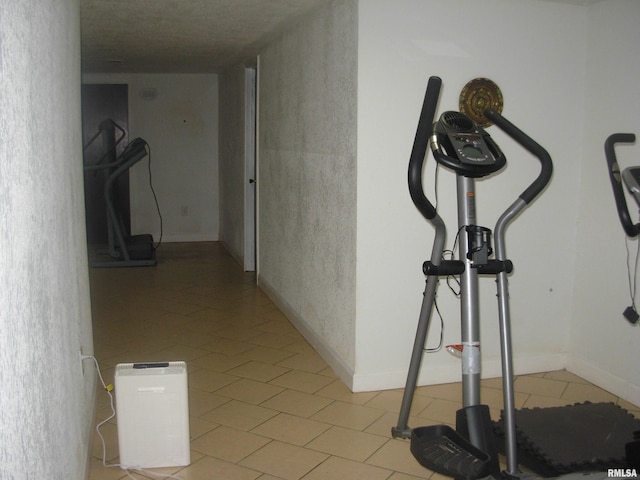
<box><xmin>181</xmin><ymin>205</ymin><xmax>189</xmax><ymax>216</ymax></box>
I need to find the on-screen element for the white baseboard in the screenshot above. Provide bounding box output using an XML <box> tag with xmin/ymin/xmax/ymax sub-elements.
<box><xmin>156</xmin><ymin>233</ymin><xmax>218</xmax><ymax>243</ymax></box>
<box><xmin>567</xmin><ymin>354</ymin><xmax>640</xmax><ymax>406</ymax></box>
<box><xmin>219</xmin><ymin>240</ymin><xmax>244</xmax><ymax>269</ymax></box>
<box><xmin>351</xmin><ymin>352</ymin><xmax>568</xmax><ymax>393</ymax></box>
<box><xmin>251</xmin><ymin>278</ymin><xmax>575</xmax><ymax>393</ymax></box>
<box><xmin>257</xmin><ymin>275</ymin><xmax>356</xmax><ymax>390</ymax></box>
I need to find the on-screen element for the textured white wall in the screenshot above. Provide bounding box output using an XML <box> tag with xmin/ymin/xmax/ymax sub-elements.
<box><xmin>219</xmin><ymin>65</ymin><xmax>248</xmax><ymax>263</ymax></box>
<box><xmin>258</xmin><ymin>0</ymin><xmax>358</xmax><ymax>381</ymax></box>
<box><xmin>356</xmin><ymin>0</ymin><xmax>589</xmax><ymax>390</ymax></box>
<box><xmin>82</xmin><ymin>73</ymin><xmax>220</xmax><ymax>243</ymax></box>
<box><xmin>571</xmin><ymin>0</ymin><xmax>640</xmax><ymax>405</ymax></box>
<box><xmin>0</xmin><ymin>0</ymin><xmax>96</xmax><ymax>477</ymax></box>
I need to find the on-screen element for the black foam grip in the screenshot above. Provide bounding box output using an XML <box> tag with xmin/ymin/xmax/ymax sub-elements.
<box><xmin>604</xmin><ymin>133</ymin><xmax>639</xmax><ymax>237</ymax></box>
<box><xmin>408</xmin><ymin>77</ymin><xmax>442</xmax><ymax>220</ymax></box>
<box><xmin>485</xmin><ymin>109</ymin><xmax>553</xmax><ymax>204</ymax></box>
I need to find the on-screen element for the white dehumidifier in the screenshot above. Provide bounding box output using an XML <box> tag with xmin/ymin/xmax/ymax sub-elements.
<box><xmin>114</xmin><ymin>361</ymin><xmax>190</xmax><ymax>469</ymax></box>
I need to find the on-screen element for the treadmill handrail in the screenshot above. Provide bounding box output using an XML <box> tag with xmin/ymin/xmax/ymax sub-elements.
<box><xmin>82</xmin><ymin>119</ymin><xmax>127</xmax><ymax>169</ymax></box>
<box><xmin>605</xmin><ymin>133</ymin><xmax>639</xmax><ymax>238</ymax></box>
<box><xmin>484</xmin><ymin>108</ymin><xmax>553</xmax><ymax>205</ymax></box>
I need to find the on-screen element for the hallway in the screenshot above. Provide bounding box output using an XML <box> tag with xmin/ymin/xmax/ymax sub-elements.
<box><xmin>87</xmin><ymin>242</ymin><xmax>639</xmax><ymax>480</ymax></box>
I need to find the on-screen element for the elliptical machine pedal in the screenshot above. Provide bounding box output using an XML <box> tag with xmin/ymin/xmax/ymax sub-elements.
<box><xmin>410</xmin><ymin>425</ymin><xmax>491</xmax><ymax>480</ymax></box>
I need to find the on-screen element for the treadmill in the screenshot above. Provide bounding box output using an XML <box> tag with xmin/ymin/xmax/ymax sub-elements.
<box><xmin>83</xmin><ymin>119</ymin><xmax>157</xmax><ymax>267</ymax></box>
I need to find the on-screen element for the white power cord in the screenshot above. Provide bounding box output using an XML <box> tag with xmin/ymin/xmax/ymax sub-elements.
<box><xmin>81</xmin><ymin>355</ymin><xmax>184</xmax><ymax>480</ymax></box>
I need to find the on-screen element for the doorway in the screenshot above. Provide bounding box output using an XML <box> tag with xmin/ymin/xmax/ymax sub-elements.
<box><xmin>244</xmin><ymin>67</ymin><xmax>257</xmax><ymax>272</ymax></box>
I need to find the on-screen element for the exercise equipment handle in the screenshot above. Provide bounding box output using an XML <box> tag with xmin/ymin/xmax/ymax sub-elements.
<box><xmin>605</xmin><ymin>133</ymin><xmax>639</xmax><ymax>237</ymax></box>
<box><xmin>408</xmin><ymin>76</ymin><xmax>442</xmax><ymax>220</ymax></box>
<box><xmin>485</xmin><ymin>108</ymin><xmax>553</xmax><ymax>205</ymax></box>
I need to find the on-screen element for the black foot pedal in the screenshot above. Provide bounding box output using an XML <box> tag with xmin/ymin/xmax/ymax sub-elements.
<box><xmin>410</xmin><ymin>425</ymin><xmax>491</xmax><ymax>480</ymax></box>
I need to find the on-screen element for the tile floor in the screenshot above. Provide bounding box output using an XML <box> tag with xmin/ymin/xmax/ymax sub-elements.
<box><xmin>87</xmin><ymin>242</ymin><xmax>639</xmax><ymax>480</ymax></box>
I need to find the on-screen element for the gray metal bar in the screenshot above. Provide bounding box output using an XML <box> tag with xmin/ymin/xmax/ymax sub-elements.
<box><xmin>457</xmin><ymin>176</ymin><xmax>481</xmax><ymax>408</ymax></box>
<box><xmin>393</xmin><ymin>214</ymin><xmax>447</xmax><ymax>438</ymax></box>
<box><xmin>494</xmin><ymin>198</ymin><xmax>527</xmax><ymax>475</ymax></box>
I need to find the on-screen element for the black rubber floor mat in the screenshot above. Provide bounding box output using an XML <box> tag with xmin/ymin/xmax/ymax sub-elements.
<box><xmin>494</xmin><ymin>402</ymin><xmax>640</xmax><ymax>477</ymax></box>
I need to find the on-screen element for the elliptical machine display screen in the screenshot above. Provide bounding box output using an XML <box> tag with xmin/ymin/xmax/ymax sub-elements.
<box><xmin>431</xmin><ymin>111</ymin><xmax>506</xmax><ymax>177</ymax></box>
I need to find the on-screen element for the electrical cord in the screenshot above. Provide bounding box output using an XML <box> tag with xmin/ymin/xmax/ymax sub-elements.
<box><xmin>81</xmin><ymin>355</ymin><xmax>183</xmax><ymax>480</ymax></box>
<box><xmin>144</xmin><ymin>141</ymin><xmax>164</xmax><ymax>250</ymax></box>
<box><xmin>424</xmin><ymin>298</ymin><xmax>444</xmax><ymax>352</ymax></box>
<box><xmin>120</xmin><ymin>138</ymin><xmax>164</xmax><ymax>250</ymax></box>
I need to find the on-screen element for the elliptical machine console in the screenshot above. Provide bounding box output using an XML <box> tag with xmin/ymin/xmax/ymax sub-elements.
<box><xmin>431</xmin><ymin>111</ymin><xmax>506</xmax><ymax>175</ymax></box>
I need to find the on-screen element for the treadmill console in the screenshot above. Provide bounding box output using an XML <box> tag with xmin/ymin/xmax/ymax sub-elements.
<box><xmin>622</xmin><ymin>166</ymin><xmax>640</xmax><ymax>208</ymax></box>
<box><xmin>431</xmin><ymin>111</ymin><xmax>506</xmax><ymax>177</ymax></box>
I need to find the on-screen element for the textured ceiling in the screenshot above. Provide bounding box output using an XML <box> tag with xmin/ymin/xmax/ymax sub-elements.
<box><xmin>80</xmin><ymin>0</ymin><xmax>332</xmax><ymax>73</ymax></box>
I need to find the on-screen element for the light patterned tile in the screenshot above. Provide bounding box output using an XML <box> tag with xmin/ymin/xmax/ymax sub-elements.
<box><xmin>302</xmin><ymin>455</ymin><xmax>391</xmax><ymax>480</ymax></box>
<box><xmin>387</xmin><ymin>473</ymin><xmax>435</xmax><ymax>480</ymax></box>
<box><xmin>415</xmin><ymin>382</ymin><xmax>461</xmax><ymax>402</ymax></box>
<box><xmin>175</xmin><ymin>455</ymin><xmax>261</xmax><ymax>480</ymax></box>
<box><xmin>227</xmin><ymin>360</ymin><xmax>291</xmax><ymax>382</ymax></box>
<box><xmin>415</xmin><ymin>398</ymin><xmax>460</xmax><ymax>425</ymax></box>
<box><xmin>201</xmin><ymin>337</ymin><xmax>256</xmax><ymax>355</ymax></box>
<box><xmin>561</xmin><ymin>382</ymin><xmax>618</xmax><ymax>403</ymax></box>
<box><xmin>618</xmin><ymin>397</ymin><xmax>640</xmax><ymax>413</ymax></box>
<box><xmin>315</xmin><ymin>380</ymin><xmax>379</xmax><ymax>405</ymax></box>
<box><xmin>365</xmin><ymin>439</ymin><xmax>432</xmax><ymax>478</ymax></box>
<box><xmin>236</xmin><ymin>346</ymin><xmax>297</xmax><ymax>365</ymax></box>
<box><xmin>306</xmin><ymin>426</ymin><xmax>388</xmax><ymax>462</ymax></box>
<box><xmin>191</xmin><ymin>426</ymin><xmax>270</xmax><ymax>463</ymax></box>
<box><xmin>188</xmin><ymin>388</ymin><xmax>230</xmax><ymax>417</ymax></box>
<box><xmin>255</xmin><ymin>319</ymin><xmax>298</xmax><ymax>335</ymax></box>
<box><xmin>188</xmin><ymin>368</ymin><xmax>238</xmax><ymax>392</ymax></box>
<box><xmin>480</xmin><ymin>385</ymin><xmax>528</xmax><ymax>410</ymax></box>
<box><xmin>261</xmin><ymin>389</ymin><xmax>334</xmax><ymax>418</ymax></box>
<box><xmin>251</xmin><ymin>413</ymin><xmax>331</xmax><ymax>445</ymax></box>
<box><xmin>522</xmin><ymin>394</ymin><xmax>574</xmax><ymax>409</ymax></box>
<box><xmin>190</xmin><ymin>351</ymin><xmax>250</xmax><ymax>372</ymax></box>
<box><xmin>240</xmin><ymin>441</ymin><xmax>328</xmax><ymax>480</ymax></box>
<box><xmin>277</xmin><ymin>352</ymin><xmax>328</xmax><ymax>373</ymax></box>
<box><xmin>87</xmin><ymin>456</ymin><xmax>130</xmax><ymax>480</ymax></box>
<box><xmin>248</xmin><ymin>331</ymin><xmax>299</xmax><ymax>349</ymax></box>
<box><xmin>364</xmin><ymin>389</ymin><xmax>431</xmax><ymax>415</ymax></box>
<box><xmin>514</xmin><ymin>375</ymin><xmax>567</xmax><ymax>398</ymax></box>
<box><xmin>189</xmin><ymin>415</ymin><xmax>219</xmax><ymax>441</ymax></box>
<box><xmin>543</xmin><ymin>369</ymin><xmax>589</xmax><ymax>384</ymax></box>
<box><xmin>269</xmin><ymin>370</ymin><xmax>335</xmax><ymax>394</ymax></box>
<box><xmin>215</xmin><ymin>378</ymin><xmax>284</xmax><ymax>404</ymax></box>
<box><xmin>311</xmin><ymin>401</ymin><xmax>386</xmax><ymax>431</ymax></box>
<box><xmin>364</xmin><ymin>411</ymin><xmax>415</xmax><ymax>437</ymax></box>
<box><xmin>201</xmin><ymin>399</ymin><xmax>278</xmax><ymax>431</ymax></box>
<box><xmin>90</xmin><ymin>243</ymin><xmax>635</xmax><ymax>480</ymax></box>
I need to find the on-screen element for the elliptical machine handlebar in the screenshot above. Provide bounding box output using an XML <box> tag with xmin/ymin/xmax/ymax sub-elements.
<box><xmin>484</xmin><ymin>108</ymin><xmax>553</xmax><ymax>205</ymax></box>
<box><xmin>407</xmin><ymin>77</ymin><xmax>553</xmax><ymax>225</ymax></box>
<box><xmin>604</xmin><ymin>133</ymin><xmax>639</xmax><ymax>238</ymax></box>
<box><xmin>408</xmin><ymin>76</ymin><xmax>442</xmax><ymax>221</ymax></box>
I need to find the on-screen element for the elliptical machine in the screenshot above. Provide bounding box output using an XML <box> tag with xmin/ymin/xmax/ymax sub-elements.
<box><xmin>392</xmin><ymin>76</ymin><xmax>609</xmax><ymax>480</ymax></box>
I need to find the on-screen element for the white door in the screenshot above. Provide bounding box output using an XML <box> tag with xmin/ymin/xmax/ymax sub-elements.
<box><xmin>244</xmin><ymin>66</ymin><xmax>257</xmax><ymax>272</ymax></box>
